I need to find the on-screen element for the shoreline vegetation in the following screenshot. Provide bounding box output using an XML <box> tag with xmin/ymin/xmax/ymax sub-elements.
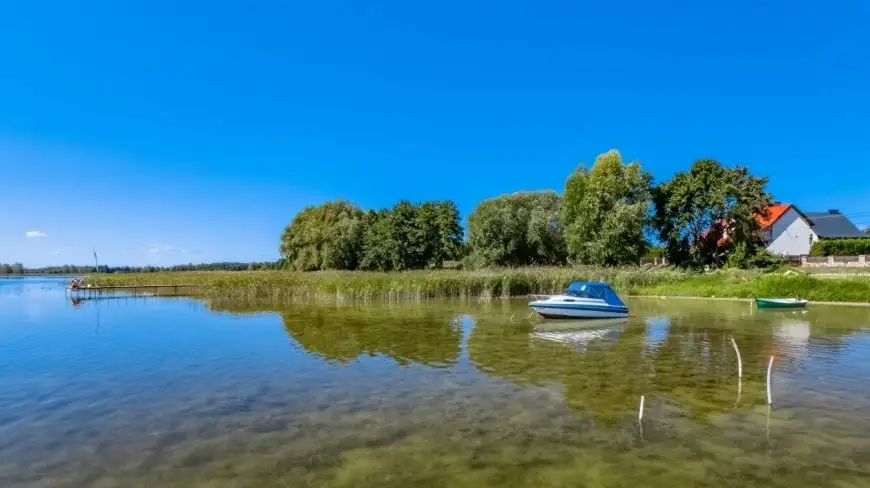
<box><xmin>16</xmin><ymin>152</ymin><xmax>870</xmax><ymax>302</ymax></box>
<box><xmin>84</xmin><ymin>267</ymin><xmax>870</xmax><ymax>303</ymax></box>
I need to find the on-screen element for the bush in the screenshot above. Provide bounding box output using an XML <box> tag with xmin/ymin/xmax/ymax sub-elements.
<box><xmin>725</xmin><ymin>243</ymin><xmax>785</xmax><ymax>270</ymax></box>
<box><xmin>809</xmin><ymin>238</ymin><xmax>870</xmax><ymax>256</ymax></box>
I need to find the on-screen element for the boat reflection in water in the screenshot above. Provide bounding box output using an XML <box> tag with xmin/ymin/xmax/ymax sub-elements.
<box><xmin>531</xmin><ymin>318</ymin><xmax>627</xmax><ymax>353</ymax></box>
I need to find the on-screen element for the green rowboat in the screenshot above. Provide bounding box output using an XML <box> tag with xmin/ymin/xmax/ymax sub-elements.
<box><xmin>755</xmin><ymin>298</ymin><xmax>808</xmax><ymax>309</ymax></box>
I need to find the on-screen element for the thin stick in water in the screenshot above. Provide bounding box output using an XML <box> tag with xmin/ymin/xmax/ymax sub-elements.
<box><xmin>638</xmin><ymin>395</ymin><xmax>645</xmax><ymax>421</ymax></box>
<box><xmin>730</xmin><ymin>337</ymin><xmax>743</xmax><ymax>378</ymax></box>
<box><xmin>766</xmin><ymin>356</ymin><xmax>775</xmax><ymax>405</ymax></box>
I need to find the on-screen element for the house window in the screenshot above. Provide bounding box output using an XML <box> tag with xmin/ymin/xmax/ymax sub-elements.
<box><xmin>809</xmin><ymin>234</ymin><xmax>814</xmax><ymax>247</ymax></box>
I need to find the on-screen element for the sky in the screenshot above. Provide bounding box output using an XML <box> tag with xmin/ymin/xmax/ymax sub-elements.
<box><xmin>1</xmin><ymin>0</ymin><xmax>868</xmax><ymax>267</ymax></box>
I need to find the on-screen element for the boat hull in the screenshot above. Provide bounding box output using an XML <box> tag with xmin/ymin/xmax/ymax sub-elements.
<box><xmin>530</xmin><ymin>304</ymin><xmax>628</xmax><ymax>319</ymax></box>
<box><xmin>755</xmin><ymin>298</ymin><xmax>807</xmax><ymax>309</ymax></box>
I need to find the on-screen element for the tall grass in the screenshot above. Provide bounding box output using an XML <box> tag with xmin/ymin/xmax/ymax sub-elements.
<box><xmin>84</xmin><ymin>266</ymin><xmax>870</xmax><ymax>302</ymax></box>
<box><xmin>85</xmin><ymin>266</ymin><xmax>688</xmax><ymax>300</ymax></box>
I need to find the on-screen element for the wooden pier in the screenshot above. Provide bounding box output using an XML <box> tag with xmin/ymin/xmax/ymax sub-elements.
<box><xmin>66</xmin><ymin>284</ymin><xmax>200</xmax><ymax>300</ymax></box>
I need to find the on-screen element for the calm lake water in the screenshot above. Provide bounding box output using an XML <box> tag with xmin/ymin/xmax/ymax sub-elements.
<box><xmin>3</xmin><ymin>277</ymin><xmax>870</xmax><ymax>487</ymax></box>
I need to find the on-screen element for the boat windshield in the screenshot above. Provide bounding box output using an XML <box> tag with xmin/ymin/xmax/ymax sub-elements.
<box><xmin>564</xmin><ymin>285</ymin><xmax>607</xmax><ymax>300</ymax></box>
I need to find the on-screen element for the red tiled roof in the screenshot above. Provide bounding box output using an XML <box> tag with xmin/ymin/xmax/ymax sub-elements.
<box><xmin>701</xmin><ymin>203</ymin><xmax>797</xmax><ymax>248</ymax></box>
<box><xmin>755</xmin><ymin>204</ymin><xmax>792</xmax><ymax>229</ymax></box>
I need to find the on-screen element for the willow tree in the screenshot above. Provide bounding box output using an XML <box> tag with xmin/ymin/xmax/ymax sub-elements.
<box><xmin>561</xmin><ymin>150</ymin><xmax>652</xmax><ymax>265</ymax></box>
<box><xmin>466</xmin><ymin>190</ymin><xmax>566</xmax><ymax>267</ymax></box>
<box><xmin>279</xmin><ymin>200</ymin><xmax>365</xmax><ymax>271</ymax></box>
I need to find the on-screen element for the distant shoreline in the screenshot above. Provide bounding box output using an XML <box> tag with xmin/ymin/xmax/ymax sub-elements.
<box><xmin>1</xmin><ymin>274</ymin><xmax>78</xmax><ymax>278</ymax></box>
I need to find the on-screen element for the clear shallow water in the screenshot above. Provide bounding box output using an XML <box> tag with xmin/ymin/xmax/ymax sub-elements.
<box><xmin>2</xmin><ymin>278</ymin><xmax>870</xmax><ymax>487</ymax></box>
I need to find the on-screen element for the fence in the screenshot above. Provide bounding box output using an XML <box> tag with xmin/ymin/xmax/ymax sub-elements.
<box><xmin>638</xmin><ymin>255</ymin><xmax>868</xmax><ymax>267</ymax></box>
<box><xmin>801</xmin><ymin>255</ymin><xmax>868</xmax><ymax>268</ymax></box>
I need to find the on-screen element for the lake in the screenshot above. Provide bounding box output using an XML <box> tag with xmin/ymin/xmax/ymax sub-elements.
<box><xmin>2</xmin><ymin>276</ymin><xmax>870</xmax><ymax>487</ymax></box>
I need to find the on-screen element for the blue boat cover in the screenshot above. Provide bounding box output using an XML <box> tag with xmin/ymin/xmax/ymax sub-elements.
<box><xmin>565</xmin><ymin>281</ymin><xmax>627</xmax><ymax>308</ymax></box>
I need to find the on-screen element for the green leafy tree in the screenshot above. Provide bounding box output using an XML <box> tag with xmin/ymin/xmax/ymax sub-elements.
<box><xmin>359</xmin><ymin>202</ymin><xmax>423</xmax><ymax>271</ymax></box>
<box><xmin>360</xmin><ymin>210</ymin><xmax>395</xmax><ymax>271</ymax></box>
<box><xmin>359</xmin><ymin>201</ymin><xmax>463</xmax><ymax>271</ymax></box>
<box><xmin>279</xmin><ymin>200</ymin><xmax>365</xmax><ymax>271</ymax></box>
<box><xmin>0</xmin><ymin>263</ymin><xmax>12</xmax><ymax>274</ymax></box>
<box><xmin>322</xmin><ymin>215</ymin><xmax>366</xmax><ymax>270</ymax></box>
<box><xmin>561</xmin><ymin>164</ymin><xmax>588</xmax><ymax>229</ymax></box>
<box><xmin>561</xmin><ymin>150</ymin><xmax>652</xmax><ymax>265</ymax></box>
<box><xmin>10</xmin><ymin>262</ymin><xmax>24</xmax><ymax>274</ymax></box>
<box><xmin>389</xmin><ymin>200</ymin><xmax>428</xmax><ymax>270</ymax></box>
<box><xmin>652</xmin><ymin>159</ymin><xmax>772</xmax><ymax>268</ymax></box>
<box><xmin>467</xmin><ymin>191</ymin><xmax>566</xmax><ymax>267</ymax></box>
<box><xmin>417</xmin><ymin>201</ymin><xmax>463</xmax><ymax>268</ymax></box>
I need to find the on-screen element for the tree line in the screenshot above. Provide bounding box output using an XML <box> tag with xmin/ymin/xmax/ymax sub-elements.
<box><xmin>0</xmin><ymin>261</ymin><xmax>284</xmax><ymax>275</ymax></box>
<box><xmin>280</xmin><ymin>150</ymin><xmax>777</xmax><ymax>270</ymax></box>
<box><xmin>280</xmin><ymin>200</ymin><xmax>463</xmax><ymax>271</ymax></box>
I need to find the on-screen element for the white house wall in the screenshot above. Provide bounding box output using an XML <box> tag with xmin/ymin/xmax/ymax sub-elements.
<box><xmin>766</xmin><ymin>207</ymin><xmax>817</xmax><ymax>256</ymax></box>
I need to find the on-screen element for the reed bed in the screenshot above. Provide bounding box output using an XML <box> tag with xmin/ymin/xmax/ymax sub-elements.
<box><xmin>84</xmin><ymin>266</ymin><xmax>870</xmax><ymax>302</ymax></box>
<box><xmin>84</xmin><ymin>266</ymin><xmax>687</xmax><ymax>300</ymax></box>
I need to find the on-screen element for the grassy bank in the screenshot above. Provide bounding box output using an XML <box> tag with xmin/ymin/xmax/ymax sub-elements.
<box><xmin>636</xmin><ymin>271</ymin><xmax>870</xmax><ymax>303</ymax></box>
<box><xmin>84</xmin><ymin>266</ymin><xmax>870</xmax><ymax>303</ymax></box>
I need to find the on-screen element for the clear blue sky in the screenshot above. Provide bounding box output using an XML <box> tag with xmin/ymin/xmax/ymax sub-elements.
<box><xmin>1</xmin><ymin>0</ymin><xmax>868</xmax><ymax>267</ymax></box>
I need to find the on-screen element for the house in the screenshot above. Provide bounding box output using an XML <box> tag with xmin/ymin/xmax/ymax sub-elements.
<box><xmin>759</xmin><ymin>204</ymin><xmax>866</xmax><ymax>256</ymax></box>
<box><xmin>757</xmin><ymin>204</ymin><xmax>814</xmax><ymax>256</ymax></box>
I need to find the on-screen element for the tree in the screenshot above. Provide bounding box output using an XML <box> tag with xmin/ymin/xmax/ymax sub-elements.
<box><xmin>279</xmin><ymin>200</ymin><xmax>365</xmax><ymax>271</ymax></box>
<box><xmin>360</xmin><ymin>210</ymin><xmax>395</xmax><ymax>271</ymax></box>
<box><xmin>561</xmin><ymin>150</ymin><xmax>652</xmax><ymax>265</ymax></box>
<box><xmin>466</xmin><ymin>191</ymin><xmax>566</xmax><ymax>267</ymax></box>
<box><xmin>652</xmin><ymin>159</ymin><xmax>772</xmax><ymax>268</ymax></box>
<box><xmin>389</xmin><ymin>200</ymin><xmax>429</xmax><ymax>270</ymax></box>
<box><xmin>0</xmin><ymin>263</ymin><xmax>11</xmax><ymax>274</ymax></box>
<box><xmin>322</xmin><ymin>214</ymin><xmax>366</xmax><ymax>270</ymax></box>
<box><xmin>417</xmin><ymin>201</ymin><xmax>463</xmax><ymax>268</ymax></box>
<box><xmin>10</xmin><ymin>262</ymin><xmax>24</xmax><ymax>274</ymax></box>
<box><xmin>359</xmin><ymin>200</ymin><xmax>463</xmax><ymax>271</ymax></box>
<box><xmin>358</xmin><ymin>202</ymin><xmax>427</xmax><ymax>271</ymax></box>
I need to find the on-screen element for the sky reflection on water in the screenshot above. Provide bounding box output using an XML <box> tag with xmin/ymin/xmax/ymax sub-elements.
<box><xmin>2</xmin><ymin>278</ymin><xmax>870</xmax><ymax>487</ymax></box>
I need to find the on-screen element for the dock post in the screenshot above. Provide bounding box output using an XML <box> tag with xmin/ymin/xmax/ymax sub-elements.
<box><xmin>730</xmin><ymin>337</ymin><xmax>742</xmax><ymax>378</ymax></box>
<box><xmin>638</xmin><ymin>395</ymin><xmax>645</xmax><ymax>421</ymax></box>
<box><xmin>766</xmin><ymin>356</ymin><xmax>775</xmax><ymax>405</ymax></box>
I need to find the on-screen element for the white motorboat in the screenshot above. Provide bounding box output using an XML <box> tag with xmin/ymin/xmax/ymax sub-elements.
<box><xmin>529</xmin><ymin>281</ymin><xmax>629</xmax><ymax>319</ymax></box>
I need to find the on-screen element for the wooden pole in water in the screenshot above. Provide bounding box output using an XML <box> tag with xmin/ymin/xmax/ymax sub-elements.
<box><xmin>730</xmin><ymin>337</ymin><xmax>743</xmax><ymax>378</ymax></box>
<box><xmin>638</xmin><ymin>395</ymin><xmax>645</xmax><ymax>421</ymax></box>
<box><xmin>766</xmin><ymin>356</ymin><xmax>775</xmax><ymax>405</ymax></box>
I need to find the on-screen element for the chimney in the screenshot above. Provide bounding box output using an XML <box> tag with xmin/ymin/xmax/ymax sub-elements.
<box><xmin>828</xmin><ymin>209</ymin><xmax>840</xmax><ymax>215</ymax></box>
